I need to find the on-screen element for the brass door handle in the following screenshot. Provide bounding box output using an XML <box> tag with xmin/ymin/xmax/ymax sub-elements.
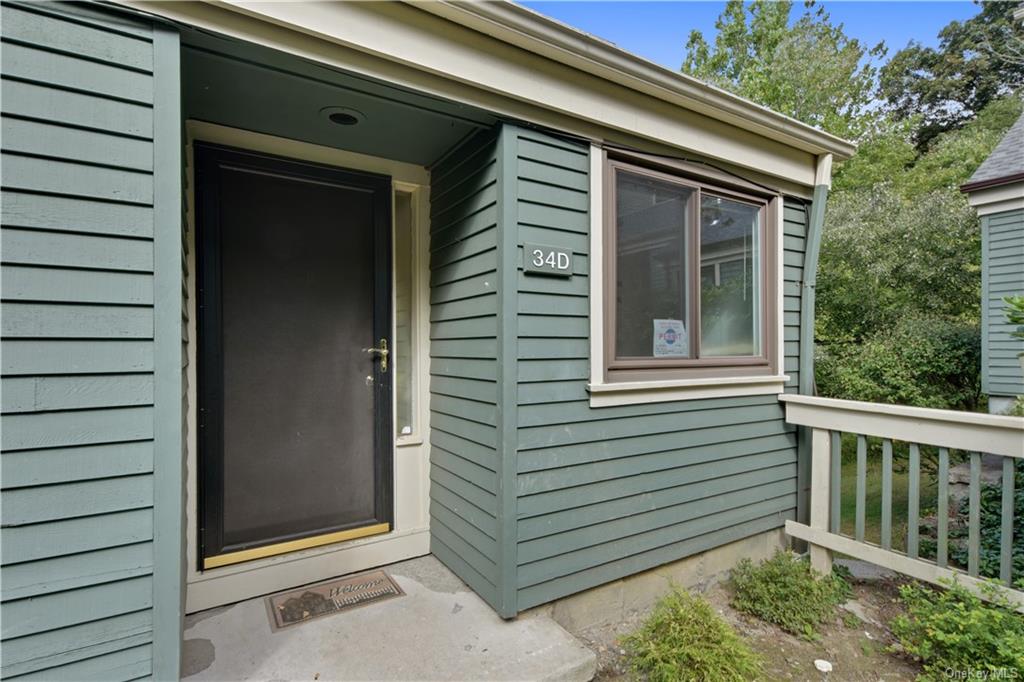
<box><xmin>363</xmin><ymin>339</ymin><xmax>389</xmax><ymax>373</ymax></box>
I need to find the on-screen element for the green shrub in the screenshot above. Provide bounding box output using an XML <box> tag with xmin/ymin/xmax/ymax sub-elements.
<box><xmin>623</xmin><ymin>588</ymin><xmax>762</xmax><ymax>682</ymax></box>
<box><xmin>730</xmin><ymin>551</ymin><xmax>850</xmax><ymax>639</ymax></box>
<box><xmin>1009</xmin><ymin>396</ymin><xmax>1024</xmax><ymax>418</ymax></box>
<box><xmin>1006</xmin><ymin>295</ymin><xmax>1024</xmax><ymax>354</ymax></box>
<box><xmin>950</xmin><ymin>459</ymin><xmax>1024</xmax><ymax>580</ymax></box>
<box><xmin>891</xmin><ymin>580</ymin><xmax>1024</xmax><ymax>680</ymax></box>
<box><xmin>816</xmin><ymin>315</ymin><xmax>980</xmax><ymax>411</ymax></box>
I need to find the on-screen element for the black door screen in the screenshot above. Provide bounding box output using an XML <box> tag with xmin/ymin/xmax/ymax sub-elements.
<box><xmin>196</xmin><ymin>142</ymin><xmax>392</xmax><ymax>565</ymax></box>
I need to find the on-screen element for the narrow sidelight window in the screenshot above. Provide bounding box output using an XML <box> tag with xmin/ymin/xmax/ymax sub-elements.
<box><xmin>605</xmin><ymin>158</ymin><xmax>777</xmax><ymax>381</ymax></box>
<box><xmin>394</xmin><ymin>191</ymin><xmax>415</xmax><ymax>437</ymax></box>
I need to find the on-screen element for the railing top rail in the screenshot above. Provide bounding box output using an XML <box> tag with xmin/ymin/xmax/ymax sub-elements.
<box><xmin>779</xmin><ymin>394</ymin><xmax>1024</xmax><ymax>458</ymax></box>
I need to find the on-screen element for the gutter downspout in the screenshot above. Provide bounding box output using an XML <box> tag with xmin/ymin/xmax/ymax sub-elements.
<box><xmin>796</xmin><ymin>153</ymin><xmax>832</xmax><ymax>529</ymax></box>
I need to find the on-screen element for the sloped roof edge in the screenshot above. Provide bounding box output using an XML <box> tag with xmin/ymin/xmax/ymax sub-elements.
<box><xmin>416</xmin><ymin>0</ymin><xmax>856</xmax><ymax>160</ymax></box>
<box><xmin>962</xmin><ymin>111</ymin><xmax>1024</xmax><ymax>192</ymax></box>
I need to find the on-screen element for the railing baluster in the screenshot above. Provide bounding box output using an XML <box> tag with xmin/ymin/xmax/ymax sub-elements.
<box><xmin>969</xmin><ymin>452</ymin><xmax>981</xmax><ymax>577</ymax></box>
<box><xmin>778</xmin><ymin>395</ymin><xmax>1024</xmax><ymax>606</ymax></box>
<box><xmin>830</xmin><ymin>431</ymin><xmax>842</xmax><ymax>535</ymax></box>
<box><xmin>907</xmin><ymin>443</ymin><xmax>920</xmax><ymax>559</ymax></box>
<box><xmin>938</xmin><ymin>447</ymin><xmax>949</xmax><ymax>568</ymax></box>
<box><xmin>1001</xmin><ymin>456</ymin><xmax>1015</xmax><ymax>586</ymax></box>
<box><xmin>881</xmin><ymin>439</ymin><xmax>893</xmax><ymax>550</ymax></box>
<box><xmin>855</xmin><ymin>435</ymin><xmax>867</xmax><ymax>543</ymax></box>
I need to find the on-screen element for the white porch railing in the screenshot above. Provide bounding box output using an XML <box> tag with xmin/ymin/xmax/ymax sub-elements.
<box><xmin>780</xmin><ymin>394</ymin><xmax>1024</xmax><ymax>610</ymax></box>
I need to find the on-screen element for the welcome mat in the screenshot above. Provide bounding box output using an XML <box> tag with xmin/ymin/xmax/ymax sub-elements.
<box><xmin>265</xmin><ymin>569</ymin><xmax>405</xmax><ymax>631</ymax></box>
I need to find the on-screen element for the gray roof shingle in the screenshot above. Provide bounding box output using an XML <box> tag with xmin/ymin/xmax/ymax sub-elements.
<box><xmin>965</xmin><ymin>111</ymin><xmax>1024</xmax><ymax>188</ymax></box>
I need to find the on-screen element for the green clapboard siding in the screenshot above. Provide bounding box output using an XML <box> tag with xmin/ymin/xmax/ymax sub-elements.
<box><xmin>1</xmin><ymin>3</ymin><xmax>181</xmax><ymax>679</ymax></box>
<box><xmin>428</xmin><ymin>130</ymin><xmax>505</xmax><ymax>612</ymax></box>
<box><xmin>981</xmin><ymin>209</ymin><xmax>1024</xmax><ymax>398</ymax></box>
<box><xmin>502</xmin><ymin>125</ymin><xmax>806</xmax><ymax>611</ymax></box>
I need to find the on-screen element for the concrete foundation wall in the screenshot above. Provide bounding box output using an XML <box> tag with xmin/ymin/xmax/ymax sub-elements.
<box><xmin>524</xmin><ymin>528</ymin><xmax>788</xmax><ymax>633</ymax></box>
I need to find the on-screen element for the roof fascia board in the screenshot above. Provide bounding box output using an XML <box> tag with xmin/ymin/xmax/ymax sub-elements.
<box><xmin>962</xmin><ymin>172</ymin><xmax>1024</xmax><ymax>194</ymax></box>
<box><xmin>118</xmin><ymin>1</ymin><xmax>819</xmax><ymax>186</ymax></box>
<box><xmin>417</xmin><ymin>0</ymin><xmax>855</xmax><ymax>160</ymax></box>
<box><xmin>966</xmin><ymin>181</ymin><xmax>1024</xmax><ymax>216</ymax></box>
<box><xmin>214</xmin><ymin>0</ymin><xmax>820</xmax><ymax>184</ymax></box>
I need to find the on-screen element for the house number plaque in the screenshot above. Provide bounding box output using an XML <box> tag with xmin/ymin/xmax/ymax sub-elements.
<box><xmin>524</xmin><ymin>243</ymin><xmax>572</xmax><ymax>277</ymax></box>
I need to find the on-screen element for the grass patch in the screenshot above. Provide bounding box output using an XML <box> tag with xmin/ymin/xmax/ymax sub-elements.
<box><xmin>891</xmin><ymin>580</ymin><xmax>1024</xmax><ymax>680</ymax></box>
<box><xmin>623</xmin><ymin>588</ymin><xmax>762</xmax><ymax>682</ymax></box>
<box><xmin>730</xmin><ymin>551</ymin><xmax>850</xmax><ymax>640</ymax></box>
<box><xmin>838</xmin><ymin>454</ymin><xmax>937</xmax><ymax>550</ymax></box>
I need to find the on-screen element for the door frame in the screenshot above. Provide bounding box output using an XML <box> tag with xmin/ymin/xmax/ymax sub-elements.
<box><xmin>183</xmin><ymin>121</ymin><xmax>432</xmax><ymax>612</ymax></box>
<box><xmin>194</xmin><ymin>141</ymin><xmax>394</xmax><ymax>568</ymax></box>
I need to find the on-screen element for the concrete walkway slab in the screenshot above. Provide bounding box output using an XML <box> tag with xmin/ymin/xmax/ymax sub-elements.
<box><xmin>183</xmin><ymin>556</ymin><xmax>596</xmax><ymax>681</ymax></box>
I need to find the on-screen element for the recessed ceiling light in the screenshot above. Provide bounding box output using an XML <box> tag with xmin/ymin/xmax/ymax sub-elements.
<box><xmin>321</xmin><ymin>106</ymin><xmax>364</xmax><ymax>127</ymax></box>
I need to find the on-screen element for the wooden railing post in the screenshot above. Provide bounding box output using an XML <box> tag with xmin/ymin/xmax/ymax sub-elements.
<box><xmin>809</xmin><ymin>428</ymin><xmax>833</xmax><ymax>575</ymax></box>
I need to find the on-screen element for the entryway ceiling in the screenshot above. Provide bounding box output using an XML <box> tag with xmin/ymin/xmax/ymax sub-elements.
<box><xmin>181</xmin><ymin>27</ymin><xmax>497</xmax><ymax>166</ymax></box>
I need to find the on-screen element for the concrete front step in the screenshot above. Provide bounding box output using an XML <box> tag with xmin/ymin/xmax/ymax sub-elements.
<box><xmin>182</xmin><ymin>555</ymin><xmax>596</xmax><ymax>681</ymax></box>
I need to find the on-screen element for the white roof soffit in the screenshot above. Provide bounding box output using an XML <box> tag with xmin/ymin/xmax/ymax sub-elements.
<box><xmin>419</xmin><ymin>0</ymin><xmax>856</xmax><ymax>160</ymax></box>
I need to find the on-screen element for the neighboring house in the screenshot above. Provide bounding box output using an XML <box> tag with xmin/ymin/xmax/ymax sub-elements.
<box><xmin>962</xmin><ymin>112</ymin><xmax>1024</xmax><ymax>414</ymax></box>
<box><xmin>0</xmin><ymin>1</ymin><xmax>854</xmax><ymax>679</ymax></box>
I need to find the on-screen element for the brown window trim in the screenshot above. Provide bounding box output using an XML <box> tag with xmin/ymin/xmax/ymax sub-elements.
<box><xmin>603</xmin><ymin>155</ymin><xmax>779</xmax><ymax>383</ymax></box>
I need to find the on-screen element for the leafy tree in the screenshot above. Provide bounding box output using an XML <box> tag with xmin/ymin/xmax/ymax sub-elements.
<box><xmin>880</xmin><ymin>1</ymin><xmax>1024</xmax><ymax>148</ymax></box>
<box><xmin>831</xmin><ymin>117</ymin><xmax>918</xmax><ymax>193</ymax></box>
<box><xmin>835</xmin><ymin>86</ymin><xmax>1022</xmax><ymax>195</ymax></box>
<box><xmin>817</xmin><ymin>96</ymin><xmax>1021</xmax><ymax>349</ymax></box>
<box><xmin>815</xmin><ymin>95</ymin><xmax>1021</xmax><ymax>406</ymax></box>
<box><xmin>817</xmin><ymin>185</ymin><xmax>980</xmax><ymax>345</ymax></box>
<box><xmin>901</xmin><ymin>95</ymin><xmax>1024</xmax><ymax>195</ymax></box>
<box><xmin>682</xmin><ymin>0</ymin><xmax>885</xmax><ymax>139</ymax></box>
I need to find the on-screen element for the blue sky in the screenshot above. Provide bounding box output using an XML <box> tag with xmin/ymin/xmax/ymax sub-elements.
<box><xmin>519</xmin><ymin>2</ymin><xmax>980</xmax><ymax>71</ymax></box>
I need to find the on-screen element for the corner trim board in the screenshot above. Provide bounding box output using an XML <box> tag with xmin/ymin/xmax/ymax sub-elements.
<box><xmin>495</xmin><ymin>124</ymin><xmax>520</xmax><ymax>617</ymax></box>
<box><xmin>151</xmin><ymin>22</ymin><xmax>185</xmax><ymax>682</ymax></box>
<box><xmin>981</xmin><ymin>214</ymin><xmax>991</xmax><ymax>395</ymax></box>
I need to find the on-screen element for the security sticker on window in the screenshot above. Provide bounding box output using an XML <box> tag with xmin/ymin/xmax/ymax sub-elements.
<box><xmin>524</xmin><ymin>243</ymin><xmax>572</xmax><ymax>277</ymax></box>
<box><xmin>653</xmin><ymin>319</ymin><xmax>688</xmax><ymax>357</ymax></box>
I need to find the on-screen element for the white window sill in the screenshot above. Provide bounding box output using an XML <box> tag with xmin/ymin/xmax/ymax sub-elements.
<box><xmin>587</xmin><ymin>375</ymin><xmax>790</xmax><ymax>407</ymax></box>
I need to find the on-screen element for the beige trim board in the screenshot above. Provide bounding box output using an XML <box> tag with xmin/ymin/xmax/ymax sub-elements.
<box><xmin>188</xmin><ymin>529</ymin><xmax>430</xmax><ymax>612</ymax></box>
<box><xmin>188</xmin><ymin>120</ymin><xmax>429</xmax><ymax>185</ymax></box>
<box><xmin>588</xmin><ymin>144</ymin><xmax>605</xmax><ymax>388</ymax></box>
<box><xmin>779</xmin><ymin>394</ymin><xmax>1024</xmax><ymax>458</ymax></box>
<box><xmin>787</xmin><ymin>522</ymin><xmax>1024</xmax><ymax>612</ymax></box>
<box><xmin>121</xmin><ymin>0</ymin><xmax>824</xmax><ymax>187</ymax></box>
<box><xmin>967</xmin><ymin>182</ymin><xmax>1024</xmax><ymax>216</ymax></box>
<box><xmin>588</xmin><ymin>377</ymin><xmax>788</xmax><ymax>407</ymax></box>
<box><xmin>417</xmin><ymin>1</ymin><xmax>854</xmax><ymax>159</ymax></box>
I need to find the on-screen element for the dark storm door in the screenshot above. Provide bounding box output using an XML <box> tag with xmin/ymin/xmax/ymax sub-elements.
<box><xmin>196</xmin><ymin>142</ymin><xmax>393</xmax><ymax>569</ymax></box>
